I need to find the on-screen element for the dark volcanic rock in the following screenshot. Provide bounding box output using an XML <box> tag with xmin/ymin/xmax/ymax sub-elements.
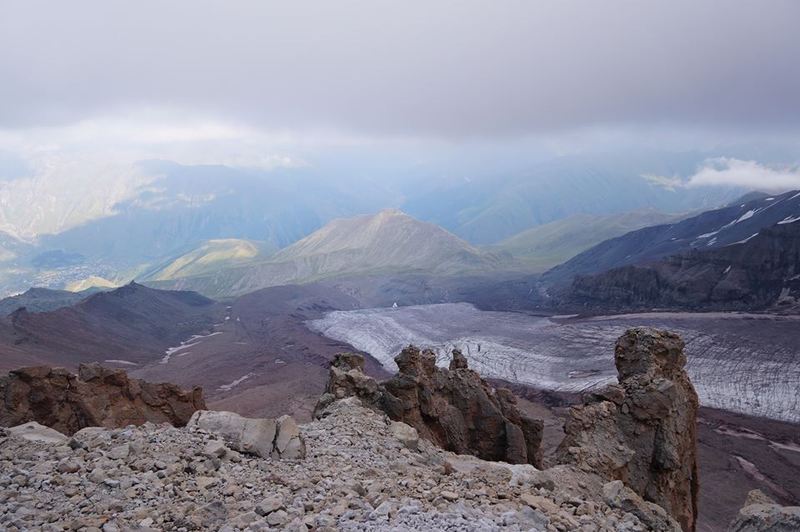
<box><xmin>0</xmin><ymin>363</ymin><xmax>206</xmax><ymax>435</ymax></box>
<box><xmin>562</xmin><ymin>221</ymin><xmax>800</xmax><ymax>313</ymax></box>
<box><xmin>543</xmin><ymin>189</ymin><xmax>800</xmax><ymax>290</ymax></box>
<box><xmin>316</xmin><ymin>347</ymin><xmax>544</xmax><ymax>467</ymax></box>
<box><xmin>557</xmin><ymin>328</ymin><xmax>699</xmax><ymax>531</ymax></box>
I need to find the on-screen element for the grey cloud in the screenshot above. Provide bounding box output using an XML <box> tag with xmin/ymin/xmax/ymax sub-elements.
<box><xmin>686</xmin><ymin>158</ymin><xmax>800</xmax><ymax>192</ymax></box>
<box><xmin>1</xmin><ymin>0</ymin><xmax>799</xmax><ymax>137</ymax></box>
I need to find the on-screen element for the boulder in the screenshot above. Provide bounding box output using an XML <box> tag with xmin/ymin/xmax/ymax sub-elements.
<box><xmin>0</xmin><ymin>364</ymin><xmax>205</xmax><ymax>435</ymax></box>
<box><xmin>603</xmin><ymin>480</ymin><xmax>681</xmax><ymax>532</ymax></box>
<box><xmin>728</xmin><ymin>490</ymin><xmax>800</xmax><ymax>532</ymax></box>
<box><xmin>274</xmin><ymin>415</ymin><xmax>305</xmax><ymax>460</ymax></box>
<box><xmin>7</xmin><ymin>421</ymin><xmax>68</xmax><ymax>444</ymax></box>
<box><xmin>389</xmin><ymin>421</ymin><xmax>419</xmax><ymax>450</ymax></box>
<box><xmin>316</xmin><ymin>347</ymin><xmax>543</xmax><ymax>467</ymax></box>
<box><xmin>187</xmin><ymin>410</ymin><xmax>305</xmax><ymax>460</ymax></box>
<box><xmin>557</xmin><ymin>328</ymin><xmax>699</xmax><ymax>531</ymax></box>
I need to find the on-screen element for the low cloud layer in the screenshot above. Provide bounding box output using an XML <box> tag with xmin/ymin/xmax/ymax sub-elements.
<box><xmin>1</xmin><ymin>1</ymin><xmax>799</xmax><ymax>137</ymax></box>
<box><xmin>687</xmin><ymin>158</ymin><xmax>800</xmax><ymax>193</ymax></box>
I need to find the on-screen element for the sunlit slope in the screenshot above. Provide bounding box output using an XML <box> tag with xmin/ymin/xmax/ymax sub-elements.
<box><xmin>151</xmin><ymin>209</ymin><xmax>506</xmax><ymax>297</ymax></box>
<box><xmin>147</xmin><ymin>239</ymin><xmax>269</xmax><ymax>281</ymax></box>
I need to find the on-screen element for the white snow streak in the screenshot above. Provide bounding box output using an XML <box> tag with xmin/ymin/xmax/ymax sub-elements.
<box><xmin>778</xmin><ymin>215</ymin><xmax>800</xmax><ymax>225</ymax></box>
<box><xmin>735</xmin><ymin>209</ymin><xmax>757</xmax><ymax>223</ymax></box>
<box><xmin>730</xmin><ymin>233</ymin><xmax>759</xmax><ymax>245</ymax></box>
<box><xmin>217</xmin><ymin>372</ymin><xmax>256</xmax><ymax>391</ymax></box>
<box><xmin>161</xmin><ymin>331</ymin><xmax>223</xmax><ymax>364</ymax></box>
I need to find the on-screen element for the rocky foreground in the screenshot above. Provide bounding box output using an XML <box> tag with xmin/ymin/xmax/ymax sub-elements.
<box><xmin>1</xmin><ymin>396</ymin><xmax>683</xmax><ymax>532</ymax></box>
<box><xmin>1</xmin><ymin>327</ymin><xmax>798</xmax><ymax>531</ymax></box>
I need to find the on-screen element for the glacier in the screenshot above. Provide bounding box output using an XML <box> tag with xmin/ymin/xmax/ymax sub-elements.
<box><xmin>309</xmin><ymin>303</ymin><xmax>800</xmax><ymax>423</ymax></box>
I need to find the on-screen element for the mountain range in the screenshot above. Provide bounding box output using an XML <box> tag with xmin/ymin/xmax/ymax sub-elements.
<box><xmin>492</xmin><ymin>209</ymin><xmax>686</xmax><ymax>272</ymax></box>
<box><xmin>563</xmin><ymin>214</ymin><xmax>800</xmax><ymax>312</ymax></box>
<box><xmin>543</xmin><ymin>190</ymin><xmax>800</xmax><ymax>286</ymax></box>
<box><xmin>148</xmin><ymin>209</ymin><xmax>505</xmax><ymax>298</ymax></box>
<box><xmin>0</xmin><ymin>149</ymin><xmax>754</xmax><ymax>297</ymax></box>
<box><xmin>543</xmin><ymin>190</ymin><xmax>800</xmax><ymax>312</ymax></box>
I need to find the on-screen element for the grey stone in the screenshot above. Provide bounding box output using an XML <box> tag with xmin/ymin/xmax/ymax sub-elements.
<box><xmin>389</xmin><ymin>421</ymin><xmax>419</xmax><ymax>450</ymax></box>
<box><xmin>7</xmin><ymin>422</ymin><xmax>67</xmax><ymax>444</ymax></box>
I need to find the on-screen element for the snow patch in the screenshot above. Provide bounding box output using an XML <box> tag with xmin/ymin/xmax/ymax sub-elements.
<box><xmin>161</xmin><ymin>331</ymin><xmax>223</xmax><ymax>364</ymax></box>
<box><xmin>770</xmin><ymin>441</ymin><xmax>800</xmax><ymax>453</ymax></box>
<box><xmin>217</xmin><ymin>372</ymin><xmax>255</xmax><ymax>391</ymax></box>
<box><xmin>778</xmin><ymin>215</ymin><xmax>800</xmax><ymax>225</ymax></box>
<box><xmin>696</xmin><ymin>231</ymin><xmax>719</xmax><ymax>239</ymax></box>
<box><xmin>104</xmin><ymin>359</ymin><xmax>137</xmax><ymax>366</ymax></box>
<box><xmin>735</xmin><ymin>209</ymin><xmax>757</xmax><ymax>223</ymax></box>
<box><xmin>730</xmin><ymin>233</ymin><xmax>759</xmax><ymax>245</ymax></box>
<box><xmin>734</xmin><ymin>456</ymin><xmax>793</xmax><ymax>499</ymax></box>
<box><xmin>714</xmin><ymin>426</ymin><xmax>764</xmax><ymax>441</ymax></box>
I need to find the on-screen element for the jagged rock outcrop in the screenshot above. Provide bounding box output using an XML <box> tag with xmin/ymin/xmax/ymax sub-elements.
<box><xmin>0</xmin><ymin>363</ymin><xmax>205</xmax><ymax>435</ymax></box>
<box><xmin>187</xmin><ymin>410</ymin><xmax>306</xmax><ymax>460</ymax></box>
<box><xmin>557</xmin><ymin>328</ymin><xmax>699</xmax><ymax>531</ymax></box>
<box><xmin>316</xmin><ymin>346</ymin><xmax>543</xmax><ymax>467</ymax></box>
<box><xmin>728</xmin><ymin>490</ymin><xmax>800</xmax><ymax>532</ymax></box>
<box><xmin>314</xmin><ymin>352</ymin><xmax>383</xmax><ymax>413</ymax></box>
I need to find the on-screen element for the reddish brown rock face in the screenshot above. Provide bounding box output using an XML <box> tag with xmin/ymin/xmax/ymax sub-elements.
<box><xmin>317</xmin><ymin>347</ymin><xmax>543</xmax><ymax>467</ymax></box>
<box><xmin>0</xmin><ymin>363</ymin><xmax>206</xmax><ymax>435</ymax></box>
<box><xmin>382</xmin><ymin>346</ymin><xmax>544</xmax><ymax>467</ymax></box>
<box><xmin>557</xmin><ymin>328</ymin><xmax>699</xmax><ymax>532</ymax></box>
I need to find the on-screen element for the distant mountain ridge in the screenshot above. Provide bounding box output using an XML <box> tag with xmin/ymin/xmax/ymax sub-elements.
<box><xmin>149</xmin><ymin>209</ymin><xmax>506</xmax><ymax>298</ymax></box>
<box><xmin>494</xmin><ymin>210</ymin><xmax>686</xmax><ymax>272</ymax></box>
<box><xmin>0</xmin><ymin>282</ymin><xmax>221</xmax><ymax>372</ymax></box>
<box><xmin>564</xmin><ymin>219</ymin><xmax>800</xmax><ymax>312</ymax></box>
<box><xmin>0</xmin><ymin>148</ymin><xmax>756</xmax><ymax>297</ymax></box>
<box><xmin>0</xmin><ymin>287</ymin><xmax>95</xmax><ymax>316</ymax></box>
<box><xmin>543</xmin><ymin>190</ymin><xmax>800</xmax><ymax>287</ymax></box>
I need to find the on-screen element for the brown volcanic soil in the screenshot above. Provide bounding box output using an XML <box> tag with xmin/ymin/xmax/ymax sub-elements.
<box><xmin>131</xmin><ymin>284</ymin><xmax>390</xmax><ymax>421</ymax></box>
<box><xmin>0</xmin><ymin>283</ymin><xmax>222</xmax><ymax>372</ymax></box>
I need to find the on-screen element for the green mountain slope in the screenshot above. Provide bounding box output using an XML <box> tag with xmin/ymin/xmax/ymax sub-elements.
<box><xmin>494</xmin><ymin>210</ymin><xmax>685</xmax><ymax>272</ymax></box>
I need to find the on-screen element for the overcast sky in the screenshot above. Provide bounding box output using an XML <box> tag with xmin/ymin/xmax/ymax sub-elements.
<box><xmin>1</xmin><ymin>0</ymin><xmax>800</xmax><ymax>228</ymax></box>
<box><xmin>2</xmin><ymin>0</ymin><xmax>800</xmax><ymax>137</ymax></box>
